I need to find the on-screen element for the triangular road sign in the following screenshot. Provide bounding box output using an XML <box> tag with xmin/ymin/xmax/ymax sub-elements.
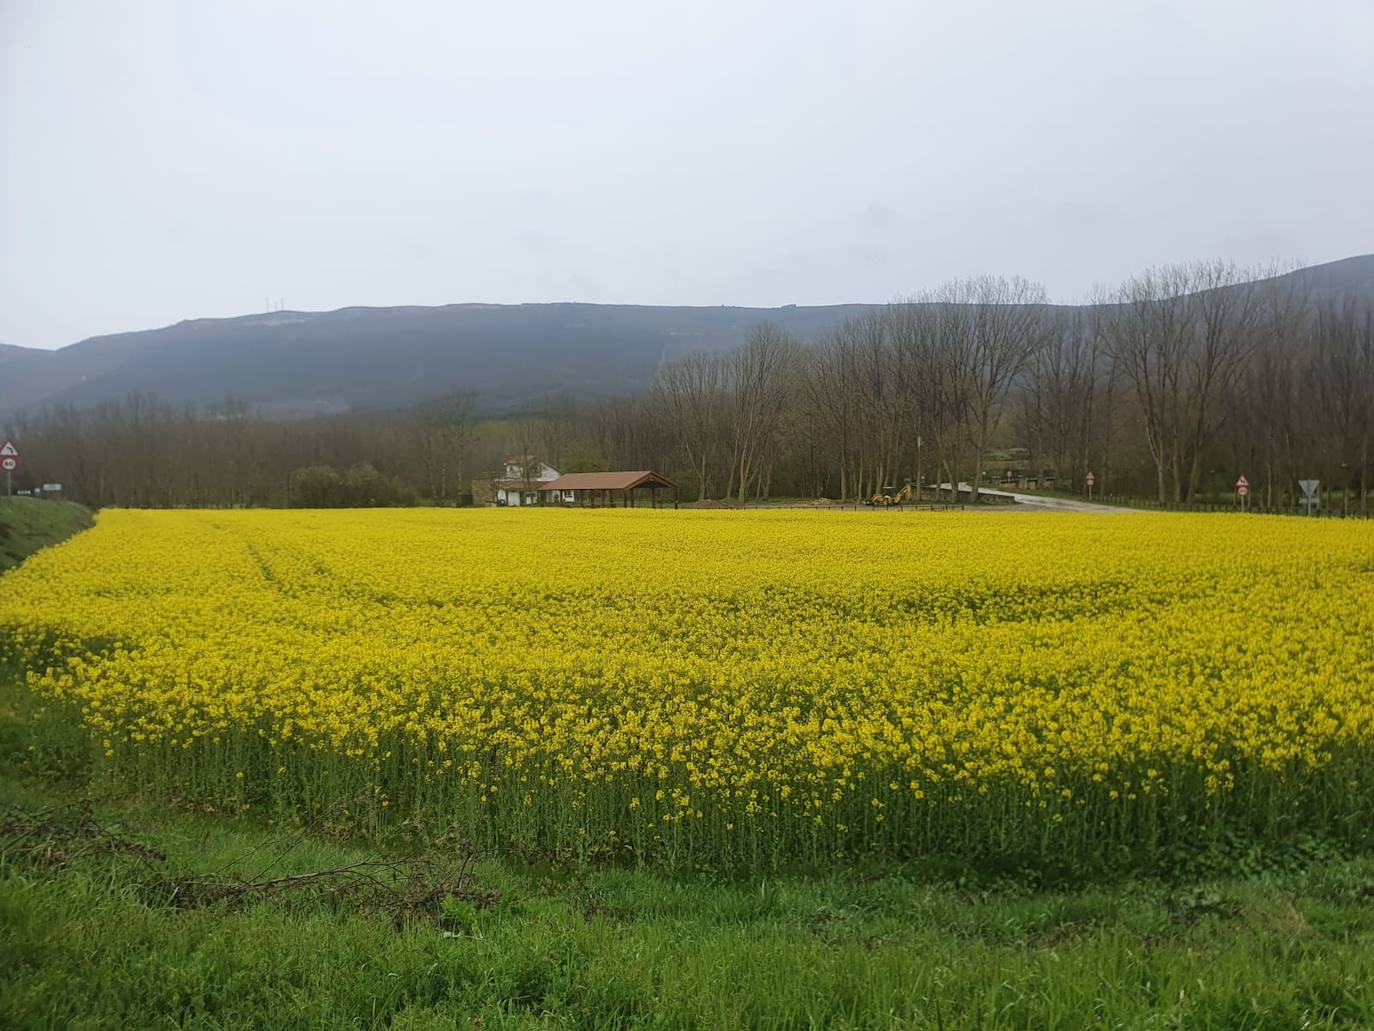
<box><xmin>1299</xmin><ymin>479</ymin><xmax>1319</xmax><ymax>498</ymax></box>
<box><xmin>0</xmin><ymin>440</ymin><xmax>17</xmax><ymax>457</ymax></box>
<box><xmin>1235</xmin><ymin>474</ymin><xmax>1249</xmax><ymax>489</ymax></box>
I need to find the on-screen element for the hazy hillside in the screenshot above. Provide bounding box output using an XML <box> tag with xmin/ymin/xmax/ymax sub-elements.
<box><xmin>3</xmin><ymin>256</ymin><xmax>1372</xmax><ymax>419</ymax></box>
<box><xmin>1</xmin><ymin>303</ymin><xmax>877</xmax><ymax>418</ymax></box>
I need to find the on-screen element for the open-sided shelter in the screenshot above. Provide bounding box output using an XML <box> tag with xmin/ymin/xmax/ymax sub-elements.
<box><xmin>539</xmin><ymin>471</ymin><xmax>679</xmax><ymax>508</ymax></box>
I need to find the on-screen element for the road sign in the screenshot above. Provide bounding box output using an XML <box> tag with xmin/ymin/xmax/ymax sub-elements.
<box><xmin>42</xmin><ymin>483</ymin><xmax>62</xmax><ymax>493</ymax></box>
<box><xmin>0</xmin><ymin>439</ymin><xmax>15</xmax><ymax>497</ymax></box>
<box><xmin>1299</xmin><ymin>479</ymin><xmax>1320</xmax><ymax>515</ymax></box>
<box><xmin>1234</xmin><ymin>473</ymin><xmax>1250</xmax><ymax>504</ymax></box>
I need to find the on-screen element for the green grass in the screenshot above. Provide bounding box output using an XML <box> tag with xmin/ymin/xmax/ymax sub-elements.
<box><xmin>0</xmin><ymin>496</ymin><xmax>92</xmax><ymax>571</ymax></box>
<box><xmin>4</xmin><ymin>674</ymin><xmax>1374</xmax><ymax>1028</ymax></box>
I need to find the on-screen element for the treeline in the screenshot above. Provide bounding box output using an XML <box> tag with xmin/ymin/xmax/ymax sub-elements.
<box><xmin>288</xmin><ymin>465</ymin><xmax>417</xmax><ymax>508</ymax></box>
<box><xmin>5</xmin><ymin>261</ymin><xmax>1371</xmax><ymax>511</ymax></box>
<box><xmin>643</xmin><ymin>262</ymin><xmax>1371</xmax><ymax>509</ymax></box>
<box><xmin>2</xmin><ymin>393</ymin><xmax>481</xmax><ymax>508</ymax></box>
<box><xmin>642</xmin><ymin>263</ymin><xmax>1370</xmax><ymax>509</ymax></box>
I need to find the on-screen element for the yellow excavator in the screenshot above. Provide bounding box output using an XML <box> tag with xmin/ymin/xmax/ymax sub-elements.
<box><xmin>866</xmin><ymin>482</ymin><xmax>914</xmax><ymax>506</ymax></box>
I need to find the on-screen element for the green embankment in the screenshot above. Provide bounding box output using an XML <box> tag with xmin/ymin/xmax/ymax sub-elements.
<box><xmin>2</xmin><ymin>675</ymin><xmax>1374</xmax><ymax>1029</ymax></box>
<box><xmin>0</xmin><ymin>497</ymin><xmax>92</xmax><ymax>572</ymax></box>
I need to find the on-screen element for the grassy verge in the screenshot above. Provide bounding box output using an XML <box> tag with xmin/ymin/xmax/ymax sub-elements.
<box><xmin>2</xmin><ymin>676</ymin><xmax>1374</xmax><ymax>1028</ymax></box>
<box><xmin>0</xmin><ymin>496</ymin><xmax>92</xmax><ymax>571</ymax></box>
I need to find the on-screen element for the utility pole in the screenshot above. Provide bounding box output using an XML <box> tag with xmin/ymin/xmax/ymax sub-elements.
<box><xmin>915</xmin><ymin>435</ymin><xmax>922</xmax><ymax>503</ymax></box>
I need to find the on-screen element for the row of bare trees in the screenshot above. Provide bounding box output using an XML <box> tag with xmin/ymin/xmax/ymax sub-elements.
<box><xmin>650</xmin><ymin>263</ymin><xmax>1370</xmax><ymax>509</ymax></box>
<box><xmin>1223</xmin><ymin>299</ymin><xmax>1373</xmax><ymax>510</ymax></box>
<box><xmin>1108</xmin><ymin>261</ymin><xmax>1306</xmax><ymax>502</ymax></box>
<box><xmin>651</xmin><ymin>325</ymin><xmax>801</xmax><ymax>502</ymax></box>
<box><xmin>651</xmin><ymin>277</ymin><xmax>1056</xmax><ymax>504</ymax></box>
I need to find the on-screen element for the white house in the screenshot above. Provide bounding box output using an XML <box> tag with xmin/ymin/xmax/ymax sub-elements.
<box><xmin>493</xmin><ymin>455</ymin><xmax>561</xmax><ymax>506</ymax></box>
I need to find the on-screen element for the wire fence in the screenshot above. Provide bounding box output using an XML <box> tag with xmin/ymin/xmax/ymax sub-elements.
<box><xmin>1092</xmin><ymin>493</ymin><xmax>1374</xmax><ymax>519</ymax></box>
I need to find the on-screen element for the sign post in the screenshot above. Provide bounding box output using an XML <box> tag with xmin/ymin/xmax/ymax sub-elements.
<box><xmin>915</xmin><ymin>435</ymin><xmax>922</xmax><ymax>503</ymax></box>
<box><xmin>0</xmin><ymin>440</ymin><xmax>18</xmax><ymax>497</ymax></box>
<box><xmin>1298</xmin><ymin>479</ymin><xmax>1320</xmax><ymax>516</ymax></box>
<box><xmin>1235</xmin><ymin>474</ymin><xmax>1250</xmax><ymax>512</ymax></box>
<box><xmin>1085</xmin><ymin>470</ymin><xmax>1095</xmax><ymax>501</ymax></box>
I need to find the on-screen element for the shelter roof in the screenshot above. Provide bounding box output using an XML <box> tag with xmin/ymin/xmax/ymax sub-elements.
<box><xmin>543</xmin><ymin>471</ymin><xmax>679</xmax><ymax>491</ymax></box>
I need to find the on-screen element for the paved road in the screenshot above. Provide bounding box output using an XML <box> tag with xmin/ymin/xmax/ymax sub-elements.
<box><xmin>935</xmin><ymin>483</ymin><xmax>1138</xmax><ymax>514</ymax></box>
<box><xmin>1002</xmin><ymin>491</ymin><xmax>1138</xmax><ymax>514</ymax></box>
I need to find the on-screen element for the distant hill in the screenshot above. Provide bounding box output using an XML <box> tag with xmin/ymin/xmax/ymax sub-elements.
<box><xmin>1</xmin><ymin>303</ymin><xmax>877</xmax><ymax>418</ymax></box>
<box><xmin>3</xmin><ymin>255</ymin><xmax>1372</xmax><ymax>419</ymax></box>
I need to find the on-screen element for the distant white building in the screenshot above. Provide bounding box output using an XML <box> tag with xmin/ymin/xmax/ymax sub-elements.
<box><xmin>493</xmin><ymin>456</ymin><xmax>561</xmax><ymax>506</ymax></box>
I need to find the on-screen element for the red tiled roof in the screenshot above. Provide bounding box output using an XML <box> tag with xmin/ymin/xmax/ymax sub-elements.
<box><xmin>542</xmin><ymin>471</ymin><xmax>678</xmax><ymax>491</ymax></box>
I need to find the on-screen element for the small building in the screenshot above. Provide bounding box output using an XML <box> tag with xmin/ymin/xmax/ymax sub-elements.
<box><xmin>493</xmin><ymin>455</ymin><xmax>561</xmax><ymax>506</ymax></box>
<box><xmin>538</xmin><ymin>471</ymin><xmax>679</xmax><ymax>508</ymax></box>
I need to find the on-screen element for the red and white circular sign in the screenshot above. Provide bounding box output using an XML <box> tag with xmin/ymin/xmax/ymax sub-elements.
<box><xmin>0</xmin><ymin>457</ymin><xmax>15</xmax><ymax>472</ymax></box>
<box><xmin>1085</xmin><ymin>471</ymin><xmax>1095</xmax><ymax>487</ymax></box>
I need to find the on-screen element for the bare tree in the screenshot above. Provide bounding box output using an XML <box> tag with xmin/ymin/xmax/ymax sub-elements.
<box><xmin>723</xmin><ymin>325</ymin><xmax>802</xmax><ymax>502</ymax></box>
<box><xmin>652</xmin><ymin>351</ymin><xmax>725</xmax><ymax>500</ymax></box>
<box><xmin>1311</xmin><ymin>299</ymin><xmax>1374</xmax><ymax>513</ymax></box>
<box><xmin>963</xmin><ymin>277</ymin><xmax>1050</xmax><ymax>499</ymax></box>
<box><xmin>803</xmin><ymin>329</ymin><xmax>859</xmax><ymax>500</ymax></box>
<box><xmin>1021</xmin><ymin>306</ymin><xmax>1107</xmax><ymax>490</ymax></box>
<box><xmin>414</xmin><ymin>392</ymin><xmax>475</xmax><ymax>501</ymax></box>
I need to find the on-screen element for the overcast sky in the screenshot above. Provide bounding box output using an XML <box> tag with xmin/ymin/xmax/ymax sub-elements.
<box><xmin>2</xmin><ymin>1</ymin><xmax>1371</xmax><ymax>349</ymax></box>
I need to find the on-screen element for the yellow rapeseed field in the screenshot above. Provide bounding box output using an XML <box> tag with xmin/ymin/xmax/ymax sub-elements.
<box><xmin>3</xmin><ymin>508</ymin><xmax>1372</xmax><ymax>868</ymax></box>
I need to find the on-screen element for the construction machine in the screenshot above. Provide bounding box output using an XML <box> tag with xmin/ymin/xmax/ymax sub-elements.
<box><xmin>864</xmin><ymin>482</ymin><xmax>914</xmax><ymax>506</ymax></box>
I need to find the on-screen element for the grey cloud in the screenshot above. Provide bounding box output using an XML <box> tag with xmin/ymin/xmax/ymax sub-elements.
<box><xmin>1</xmin><ymin>0</ymin><xmax>1371</xmax><ymax>348</ymax></box>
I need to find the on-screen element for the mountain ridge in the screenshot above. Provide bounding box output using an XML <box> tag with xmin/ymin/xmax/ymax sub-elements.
<box><xmin>4</xmin><ymin>255</ymin><xmax>1372</xmax><ymax>419</ymax></box>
